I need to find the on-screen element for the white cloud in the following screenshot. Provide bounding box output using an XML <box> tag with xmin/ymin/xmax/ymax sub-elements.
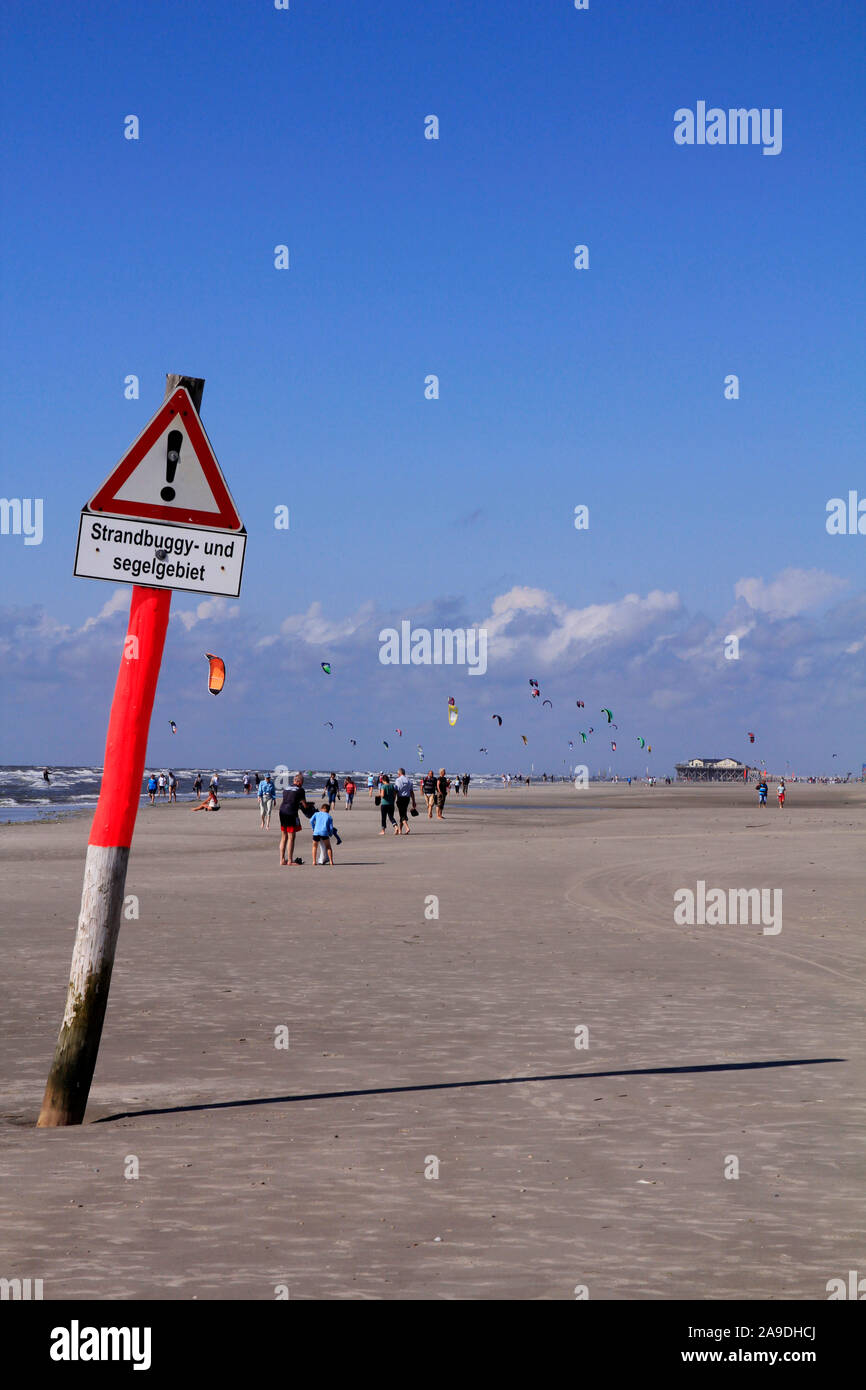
<box><xmin>79</xmin><ymin>589</ymin><xmax>128</xmax><ymax>632</ymax></box>
<box><xmin>277</xmin><ymin>600</ymin><xmax>375</xmax><ymax>646</ymax></box>
<box><xmin>734</xmin><ymin>568</ymin><xmax>847</xmax><ymax>619</ymax></box>
<box><xmin>476</xmin><ymin>586</ymin><xmax>681</xmax><ymax>664</ymax></box>
<box><xmin>173</xmin><ymin>596</ymin><xmax>240</xmax><ymax>632</ymax></box>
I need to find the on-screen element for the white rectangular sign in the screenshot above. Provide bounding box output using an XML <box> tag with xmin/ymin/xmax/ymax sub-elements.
<box><xmin>74</xmin><ymin>511</ymin><xmax>246</xmax><ymax>597</ymax></box>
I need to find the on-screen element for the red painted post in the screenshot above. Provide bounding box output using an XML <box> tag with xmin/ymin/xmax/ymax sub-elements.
<box><xmin>37</xmin><ymin>376</ymin><xmax>203</xmax><ymax>1127</ymax></box>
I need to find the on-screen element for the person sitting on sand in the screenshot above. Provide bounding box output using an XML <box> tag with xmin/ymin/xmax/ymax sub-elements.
<box><xmin>191</xmin><ymin>788</ymin><xmax>220</xmax><ymax>811</ymax></box>
<box><xmin>310</xmin><ymin>802</ymin><xmax>336</xmax><ymax>866</ymax></box>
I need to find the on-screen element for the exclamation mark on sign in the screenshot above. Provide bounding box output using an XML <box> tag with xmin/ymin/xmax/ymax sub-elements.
<box><xmin>161</xmin><ymin>430</ymin><xmax>183</xmax><ymax>502</ymax></box>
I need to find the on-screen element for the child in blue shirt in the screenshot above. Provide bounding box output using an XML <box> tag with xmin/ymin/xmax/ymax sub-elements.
<box><xmin>310</xmin><ymin>803</ymin><xmax>337</xmax><ymax>865</ymax></box>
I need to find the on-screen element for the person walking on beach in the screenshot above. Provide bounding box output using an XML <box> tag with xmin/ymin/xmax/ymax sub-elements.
<box><xmin>367</xmin><ymin>772</ymin><xmax>376</xmax><ymax>798</ymax></box>
<box><xmin>157</xmin><ymin>772</ymin><xmax>166</xmax><ymax>799</ymax></box>
<box><xmin>147</xmin><ymin>774</ymin><xmax>157</xmax><ymax>804</ymax></box>
<box><xmin>168</xmin><ymin>770</ymin><xmax>177</xmax><ymax>803</ymax></box>
<box><xmin>326</xmin><ymin>773</ymin><xmax>339</xmax><ymax>809</ymax></box>
<box><xmin>378</xmin><ymin>774</ymin><xmax>398</xmax><ymax>834</ymax></box>
<box><xmin>258</xmin><ymin>772</ymin><xmax>276</xmax><ymax>829</ymax></box>
<box><xmin>310</xmin><ymin>802</ymin><xmax>336</xmax><ymax>866</ymax></box>
<box><xmin>243</xmin><ymin>772</ymin><xmax>251</xmax><ymax>796</ymax></box>
<box><xmin>210</xmin><ymin>772</ymin><xmax>219</xmax><ymax>794</ymax></box>
<box><xmin>193</xmin><ymin>771</ymin><xmax>203</xmax><ymax>798</ymax></box>
<box><xmin>757</xmin><ymin>777</ymin><xmax>768</xmax><ymax>807</ymax></box>
<box><xmin>462</xmin><ymin>773</ymin><xmax>470</xmax><ymax>797</ymax></box>
<box><xmin>422</xmin><ymin>769</ymin><xmax>436</xmax><ymax>818</ymax></box>
<box><xmin>394</xmin><ymin>768</ymin><xmax>416</xmax><ymax>834</ymax></box>
<box><xmin>279</xmin><ymin>774</ymin><xmax>314</xmax><ymax>866</ymax></box>
<box><xmin>777</xmin><ymin>779</ymin><xmax>786</xmax><ymax>809</ymax></box>
<box><xmin>344</xmin><ymin>776</ymin><xmax>356</xmax><ymax>809</ymax></box>
<box><xmin>435</xmin><ymin>769</ymin><xmax>449</xmax><ymax>820</ymax></box>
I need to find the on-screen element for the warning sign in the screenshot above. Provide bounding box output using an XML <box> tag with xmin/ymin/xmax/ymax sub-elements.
<box><xmin>74</xmin><ymin>513</ymin><xmax>246</xmax><ymax>598</ymax></box>
<box><xmin>87</xmin><ymin>387</ymin><xmax>243</xmax><ymax>531</ymax></box>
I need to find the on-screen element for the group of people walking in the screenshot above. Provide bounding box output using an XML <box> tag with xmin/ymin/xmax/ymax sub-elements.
<box><xmin>756</xmin><ymin>777</ymin><xmax>786</xmax><ymax>808</ymax></box>
<box><xmin>146</xmin><ymin>771</ymin><xmax>178</xmax><ymax>803</ymax></box>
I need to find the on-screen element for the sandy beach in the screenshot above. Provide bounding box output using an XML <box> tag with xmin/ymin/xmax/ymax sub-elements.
<box><xmin>0</xmin><ymin>781</ymin><xmax>863</xmax><ymax>1300</ymax></box>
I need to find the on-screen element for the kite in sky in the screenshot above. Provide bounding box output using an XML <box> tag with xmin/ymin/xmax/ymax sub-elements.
<box><xmin>169</xmin><ymin>720</ymin><xmax>177</xmax><ymax>734</ymax></box>
<box><xmin>448</xmin><ymin>706</ymin><xmax>459</xmax><ymax>726</ymax></box>
<box><xmin>601</xmin><ymin>708</ymin><xmax>613</xmax><ymax>723</ymax></box>
<box><xmin>349</xmin><ymin>738</ymin><xmax>357</xmax><ymax>746</ymax></box>
<box><xmin>492</xmin><ymin>714</ymin><xmax>502</xmax><ymax>725</ymax></box>
<box><xmin>205</xmin><ymin>653</ymin><xmax>225</xmax><ymax>695</ymax></box>
<box><xmin>542</xmin><ymin>699</ymin><xmax>552</xmax><ymax>709</ymax></box>
<box><xmin>324</xmin><ymin>721</ymin><xmax>334</xmax><ymax>729</ymax></box>
<box><xmin>748</xmin><ymin>732</ymin><xmax>756</xmax><ymax>743</ymax></box>
<box><xmin>521</xmin><ymin>735</ymin><xmax>528</xmax><ymax>745</ymax></box>
<box><xmin>321</xmin><ymin>662</ymin><xmax>332</xmax><ymax>675</ymax></box>
<box><xmin>611</xmin><ymin>741</ymin><xmax>617</xmax><ymax>751</ymax></box>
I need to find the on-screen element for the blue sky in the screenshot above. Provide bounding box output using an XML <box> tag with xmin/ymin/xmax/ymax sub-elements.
<box><xmin>1</xmin><ymin>0</ymin><xmax>864</xmax><ymax>775</ymax></box>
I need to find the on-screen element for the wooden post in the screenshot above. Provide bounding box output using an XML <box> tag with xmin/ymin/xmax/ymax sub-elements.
<box><xmin>37</xmin><ymin>376</ymin><xmax>205</xmax><ymax>1127</ymax></box>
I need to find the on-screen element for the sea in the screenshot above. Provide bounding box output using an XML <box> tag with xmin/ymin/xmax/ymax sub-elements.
<box><xmin>0</xmin><ymin>765</ymin><xmax>531</xmax><ymax>824</ymax></box>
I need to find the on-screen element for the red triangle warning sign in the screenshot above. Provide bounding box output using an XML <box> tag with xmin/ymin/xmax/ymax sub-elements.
<box><xmin>88</xmin><ymin>388</ymin><xmax>243</xmax><ymax>531</ymax></box>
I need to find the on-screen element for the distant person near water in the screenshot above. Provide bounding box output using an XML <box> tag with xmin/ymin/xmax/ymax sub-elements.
<box><xmin>344</xmin><ymin>776</ymin><xmax>356</xmax><ymax>809</ymax></box>
<box><xmin>435</xmin><ymin>769</ymin><xmax>449</xmax><ymax>820</ymax></box>
<box><xmin>168</xmin><ymin>771</ymin><xmax>177</xmax><ymax>803</ymax></box>
<box><xmin>243</xmin><ymin>772</ymin><xmax>251</xmax><ymax>796</ymax></box>
<box><xmin>43</xmin><ymin>767</ymin><xmax>51</xmax><ymax>784</ymax></box>
<box><xmin>193</xmin><ymin>772</ymin><xmax>203</xmax><ymax>798</ymax></box>
<box><xmin>210</xmin><ymin>773</ymin><xmax>219</xmax><ymax>794</ymax></box>
<box><xmin>326</xmin><ymin>773</ymin><xmax>339</xmax><ymax>808</ymax></box>
<box><xmin>147</xmin><ymin>774</ymin><xmax>157</xmax><ymax>804</ymax></box>
<box><xmin>394</xmin><ymin>768</ymin><xmax>416</xmax><ymax>834</ymax></box>
<box><xmin>367</xmin><ymin>773</ymin><xmax>376</xmax><ymax>798</ymax></box>
<box><xmin>279</xmin><ymin>774</ymin><xmax>314</xmax><ymax>866</ymax></box>
<box><xmin>462</xmin><ymin>773</ymin><xmax>470</xmax><ymax>797</ymax></box>
<box><xmin>258</xmin><ymin>773</ymin><xmax>276</xmax><ymax>829</ymax></box>
<box><xmin>157</xmin><ymin>773</ymin><xmax>166</xmax><ymax>798</ymax></box>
